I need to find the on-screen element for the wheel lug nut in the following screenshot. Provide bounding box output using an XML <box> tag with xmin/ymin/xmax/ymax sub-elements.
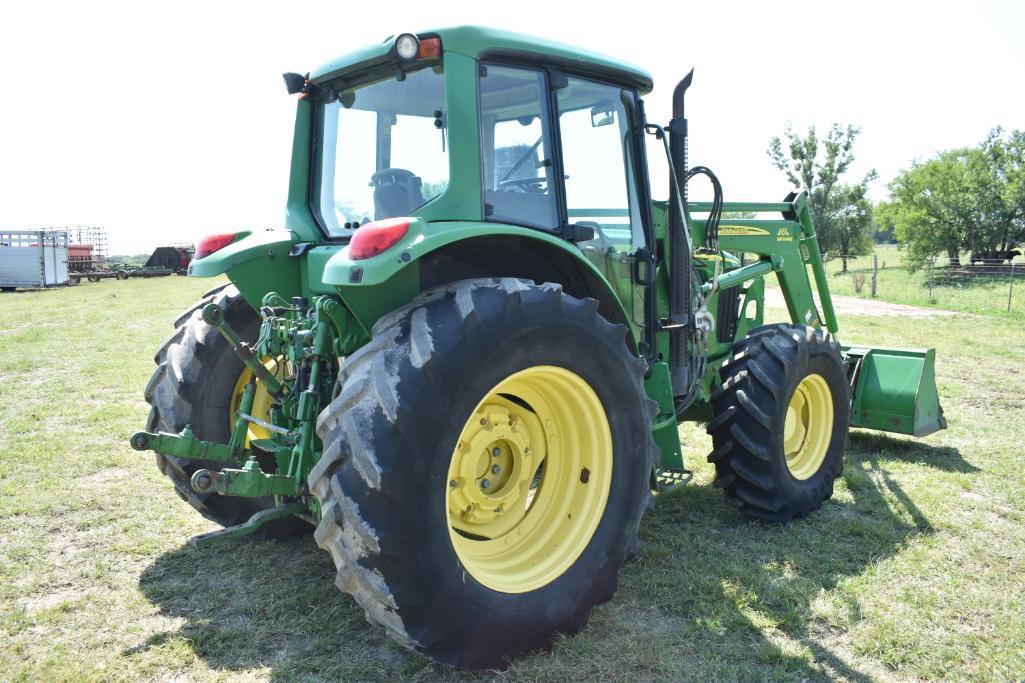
<box><xmin>480</xmin><ymin>479</ymin><xmax>490</xmax><ymax>489</ymax></box>
<box><xmin>491</xmin><ymin>464</ymin><xmax>500</xmax><ymax>474</ymax></box>
<box><xmin>449</xmin><ymin>479</ymin><xmax>458</xmax><ymax>488</ymax></box>
<box><xmin>495</xmin><ymin>505</ymin><xmax>503</xmax><ymax>513</ymax></box>
<box><xmin>492</xmin><ymin>447</ymin><xmax>501</xmax><ymax>457</ymax></box>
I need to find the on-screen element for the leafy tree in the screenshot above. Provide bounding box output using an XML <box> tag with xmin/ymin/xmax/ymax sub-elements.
<box><xmin>873</xmin><ymin>219</ymin><xmax>898</xmax><ymax>245</ymax></box>
<box><xmin>880</xmin><ymin>149</ymin><xmax>978</xmax><ymax>268</ymax></box>
<box><xmin>882</xmin><ymin>130</ymin><xmax>1025</xmax><ymax>270</ymax></box>
<box><xmin>768</xmin><ymin>123</ymin><xmax>878</xmax><ymax>260</ymax></box>
<box><xmin>829</xmin><ymin>183</ymin><xmax>874</xmax><ymax>272</ymax></box>
<box><xmin>981</xmin><ymin>128</ymin><xmax>1025</xmax><ymax>252</ymax></box>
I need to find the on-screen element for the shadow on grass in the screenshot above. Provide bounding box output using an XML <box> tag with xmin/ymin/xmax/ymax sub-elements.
<box><xmin>849</xmin><ymin>430</ymin><xmax>978</xmax><ymax>474</ymax></box>
<box><xmin>136</xmin><ymin>436</ymin><xmax>964</xmax><ymax>680</ymax></box>
<box><xmin>620</xmin><ymin>434</ymin><xmax>962</xmax><ymax>680</ymax></box>
<box><xmin>135</xmin><ymin>534</ymin><xmax>433</xmax><ymax>680</ymax></box>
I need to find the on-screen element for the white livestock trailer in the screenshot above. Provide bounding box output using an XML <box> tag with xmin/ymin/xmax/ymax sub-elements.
<box><xmin>0</xmin><ymin>230</ymin><xmax>70</xmax><ymax>290</ymax></box>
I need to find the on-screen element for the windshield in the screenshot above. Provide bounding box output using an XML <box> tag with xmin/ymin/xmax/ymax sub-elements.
<box><xmin>314</xmin><ymin>66</ymin><xmax>448</xmax><ymax>237</ymax></box>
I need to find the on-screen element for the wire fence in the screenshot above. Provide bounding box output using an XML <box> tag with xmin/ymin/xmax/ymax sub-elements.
<box><xmin>818</xmin><ymin>247</ymin><xmax>1025</xmax><ymax>316</ymax></box>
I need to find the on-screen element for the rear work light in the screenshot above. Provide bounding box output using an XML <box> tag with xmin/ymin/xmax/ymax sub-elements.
<box><xmin>195</xmin><ymin>232</ymin><xmax>237</xmax><ymax>259</ymax></box>
<box><xmin>393</xmin><ymin>34</ymin><xmax>441</xmax><ymax>62</ymax></box>
<box><xmin>349</xmin><ymin>218</ymin><xmax>410</xmax><ymax>260</ymax></box>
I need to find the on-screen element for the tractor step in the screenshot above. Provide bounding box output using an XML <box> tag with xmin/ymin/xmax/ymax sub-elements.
<box><xmin>656</xmin><ymin>468</ymin><xmax>694</xmax><ymax>491</ymax></box>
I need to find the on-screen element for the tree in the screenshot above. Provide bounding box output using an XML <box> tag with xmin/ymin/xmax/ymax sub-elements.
<box><xmin>829</xmin><ymin>183</ymin><xmax>874</xmax><ymax>272</ymax></box>
<box><xmin>882</xmin><ymin>130</ymin><xmax>1025</xmax><ymax>270</ymax></box>
<box><xmin>768</xmin><ymin>123</ymin><xmax>878</xmax><ymax>260</ymax></box>
<box><xmin>880</xmin><ymin>149</ymin><xmax>978</xmax><ymax>268</ymax></box>
<box><xmin>981</xmin><ymin>128</ymin><xmax>1025</xmax><ymax>252</ymax></box>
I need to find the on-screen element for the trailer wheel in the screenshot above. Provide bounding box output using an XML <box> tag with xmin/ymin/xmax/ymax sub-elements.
<box><xmin>144</xmin><ymin>283</ymin><xmax>308</xmax><ymax>537</ymax></box>
<box><xmin>310</xmin><ymin>279</ymin><xmax>657</xmax><ymax>668</ymax></box>
<box><xmin>706</xmin><ymin>323</ymin><xmax>849</xmax><ymax>522</ymax></box>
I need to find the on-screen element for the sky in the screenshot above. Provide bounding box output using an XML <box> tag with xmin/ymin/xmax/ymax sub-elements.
<box><xmin>1</xmin><ymin>0</ymin><xmax>1023</xmax><ymax>254</ymax></box>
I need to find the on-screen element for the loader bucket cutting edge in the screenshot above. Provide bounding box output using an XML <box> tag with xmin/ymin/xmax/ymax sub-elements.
<box><xmin>843</xmin><ymin>345</ymin><xmax>947</xmax><ymax>437</ymax></box>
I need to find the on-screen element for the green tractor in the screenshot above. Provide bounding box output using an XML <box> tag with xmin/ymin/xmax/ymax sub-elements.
<box><xmin>131</xmin><ymin>26</ymin><xmax>945</xmax><ymax>668</ymax></box>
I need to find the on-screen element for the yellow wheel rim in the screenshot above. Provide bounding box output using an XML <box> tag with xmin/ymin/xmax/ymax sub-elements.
<box><xmin>229</xmin><ymin>358</ymin><xmax>280</xmax><ymax>443</ymax></box>
<box><xmin>446</xmin><ymin>366</ymin><xmax>613</xmax><ymax>593</ymax></box>
<box><xmin>783</xmin><ymin>373</ymin><xmax>833</xmax><ymax>480</ymax></box>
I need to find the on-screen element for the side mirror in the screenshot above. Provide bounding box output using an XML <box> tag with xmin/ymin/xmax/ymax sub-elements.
<box><xmin>591</xmin><ymin>105</ymin><xmax>616</xmax><ymax>127</ymax></box>
<box><xmin>283</xmin><ymin>72</ymin><xmax>306</xmax><ymax>95</ymax></box>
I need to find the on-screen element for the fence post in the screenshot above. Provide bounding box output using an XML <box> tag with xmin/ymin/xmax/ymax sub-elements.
<box><xmin>928</xmin><ymin>257</ymin><xmax>935</xmax><ymax>302</ymax></box>
<box><xmin>871</xmin><ymin>255</ymin><xmax>878</xmax><ymax>298</ymax></box>
<box><xmin>1009</xmin><ymin>262</ymin><xmax>1016</xmax><ymax>314</ymax></box>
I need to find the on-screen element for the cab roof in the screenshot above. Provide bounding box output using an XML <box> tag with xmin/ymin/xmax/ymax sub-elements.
<box><xmin>309</xmin><ymin>25</ymin><xmax>653</xmax><ymax>94</ymax></box>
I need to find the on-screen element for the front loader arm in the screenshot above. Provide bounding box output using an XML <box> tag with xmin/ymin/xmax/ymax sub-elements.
<box><xmin>691</xmin><ymin>192</ymin><xmax>836</xmax><ymax>335</ymax></box>
<box><xmin>691</xmin><ymin>191</ymin><xmax>945</xmax><ymax>438</ymax></box>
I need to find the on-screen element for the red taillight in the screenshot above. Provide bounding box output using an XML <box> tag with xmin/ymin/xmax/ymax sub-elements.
<box><xmin>348</xmin><ymin>218</ymin><xmax>410</xmax><ymax>260</ymax></box>
<box><xmin>417</xmin><ymin>37</ymin><xmax>441</xmax><ymax>60</ymax></box>
<box><xmin>195</xmin><ymin>232</ymin><xmax>237</xmax><ymax>259</ymax></box>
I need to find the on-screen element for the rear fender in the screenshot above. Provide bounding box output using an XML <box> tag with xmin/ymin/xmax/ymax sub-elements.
<box><xmin>188</xmin><ymin>229</ymin><xmax>303</xmax><ymax>308</ymax></box>
<box><xmin>324</xmin><ymin>220</ymin><xmax>635</xmax><ymax>349</ymax></box>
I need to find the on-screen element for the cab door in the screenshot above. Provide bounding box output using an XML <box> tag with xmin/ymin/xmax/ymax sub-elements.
<box><xmin>554</xmin><ymin>76</ymin><xmax>649</xmax><ymax>331</ymax></box>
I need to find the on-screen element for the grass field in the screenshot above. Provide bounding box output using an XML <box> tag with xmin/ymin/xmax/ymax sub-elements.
<box><xmin>2</xmin><ymin>276</ymin><xmax>1024</xmax><ymax>681</ymax></box>
<box><xmin>809</xmin><ymin>245</ymin><xmax>1025</xmax><ymax>319</ymax></box>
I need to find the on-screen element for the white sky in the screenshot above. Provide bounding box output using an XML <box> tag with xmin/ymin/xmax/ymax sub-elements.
<box><xmin>1</xmin><ymin>0</ymin><xmax>1023</xmax><ymax>253</ymax></box>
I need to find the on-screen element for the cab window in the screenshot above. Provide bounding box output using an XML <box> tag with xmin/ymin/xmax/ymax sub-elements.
<box><xmin>479</xmin><ymin>65</ymin><xmax>559</xmax><ymax>230</ymax></box>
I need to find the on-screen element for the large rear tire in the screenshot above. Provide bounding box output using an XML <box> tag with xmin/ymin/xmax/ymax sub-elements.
<box><xmin>310</xmin><ymin>279</ymin><xmax>657</xmax><ymax>668</ymax></box>
<box><xmin>145</xmin><ymin>283</ymin><xmax>307</xmax><ymax>537</ymax></box>
<box><xmin>706</xmin><ymin>323</ymin><xmax>850</xmax><ymax>522</ymax></box>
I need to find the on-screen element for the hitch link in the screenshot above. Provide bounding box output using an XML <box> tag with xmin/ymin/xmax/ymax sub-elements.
<box><xmin>190</xmin><ymin>459</ymin><xmax>300</xmax><ymax>497</ymax></box>
<box><xmin>129</xmin><ymin>427</ymin><xmax>235</xmax><ymax>462</ymax></box>
<box><xmin>202</xmin><ymin>303</ymin><xmax>284</xmax><ymax>395</ymax></box>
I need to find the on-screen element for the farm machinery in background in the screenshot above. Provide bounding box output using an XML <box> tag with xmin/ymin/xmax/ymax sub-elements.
<box><xmin>128</xmin><ymin>27</ymin><xmax>947</xmax><ymax>669</ymax></box>
<box><xmin>65</xmin><ymin>227</ymin><xmax>195</xmax><ymax>283</ymax></box>
<box><xmin>3</xmin><ymin>223</ymin><xmax>200</xmax><ymax>290</ymax></box>
<box><xmin>122</xmin><ymin>244</ymin><xmax>195</xmax><ymax>278</ymax></box>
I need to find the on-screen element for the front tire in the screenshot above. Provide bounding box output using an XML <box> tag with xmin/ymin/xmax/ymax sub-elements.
<box><xmin>706</xmin><ymin>323</ymin><xmax>850</xmax><ymax>522</ymax></box>
<box><xmin>310</xmin><ymin>279</ymin><xmax>657</xmax><ymax>668</ymax></box>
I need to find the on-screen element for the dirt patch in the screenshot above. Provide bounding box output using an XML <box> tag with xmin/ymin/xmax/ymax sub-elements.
<box><xmin>764</xmin><ymin>289</ymin><xmax>964</xmax><ymax>318</ymax></box>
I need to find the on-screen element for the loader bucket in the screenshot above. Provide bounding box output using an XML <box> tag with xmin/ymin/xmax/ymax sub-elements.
<box><xmin>843</xmin><ymin>346</ymin><xmax>947</xmax><ymax>437</ymax></box>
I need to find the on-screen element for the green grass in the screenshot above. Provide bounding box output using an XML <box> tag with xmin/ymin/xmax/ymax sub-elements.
<box><xmin>811</xmin><ymin>245</ymin><xmax>1025</xmax><ymax>319</ymax></box>
<box><xmin>2</xmin><ymin>277</ymin><xmax>1024</xmax><ymax>681</ymax></box>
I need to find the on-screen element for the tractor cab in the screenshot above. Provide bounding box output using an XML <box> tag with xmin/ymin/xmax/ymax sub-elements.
<box><xmin>292</xmin><ymin>28</ymin><xmax>655</xmax><ymax>338</ymax></box>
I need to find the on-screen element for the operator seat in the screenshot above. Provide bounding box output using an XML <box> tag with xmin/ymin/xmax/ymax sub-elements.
<box><xmin>371</xmin><ymin>168</ymin><xmax>425</xmax><ymax>220</ymax></box>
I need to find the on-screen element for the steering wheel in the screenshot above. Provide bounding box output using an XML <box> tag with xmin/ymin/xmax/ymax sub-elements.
<box><xmin>498</xmin><ymin>177</ymin><xmax>548</xmax><ymax>193</ymax></box>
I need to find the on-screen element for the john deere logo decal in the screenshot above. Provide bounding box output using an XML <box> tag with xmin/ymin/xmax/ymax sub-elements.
<box><xmin>719</xmin><ymin>225</ymin><xmax>770</xmax><ymax>236</ymax></box>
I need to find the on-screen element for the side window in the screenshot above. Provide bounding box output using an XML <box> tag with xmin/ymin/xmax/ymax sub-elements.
<box><xmin>557</xmin><ymin>78</ymin><xmax>643</xmax><ymax>249</ymax></box>
<box><xmin>479</xmin><ymin>65</ymin><xmax>558</xmax><ymax>230</ymax></box>
<box><xmin>557</xmin><ymin>77</ymin><xmax>646</xmax><ymax>323</ymax></box>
